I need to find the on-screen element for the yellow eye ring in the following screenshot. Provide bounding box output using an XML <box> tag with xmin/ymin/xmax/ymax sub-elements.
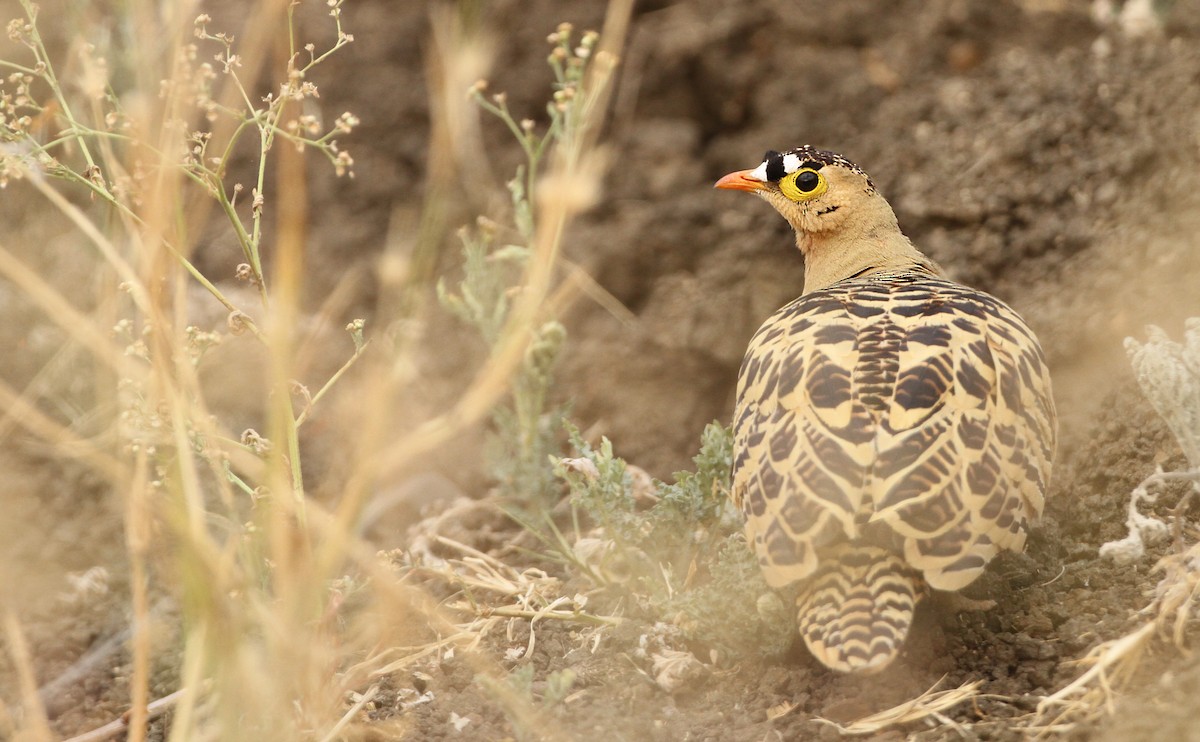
<box><xmin>779</xmin><ymin>168</ymin><xmax>827</xmax><ymax>202</ymax></box>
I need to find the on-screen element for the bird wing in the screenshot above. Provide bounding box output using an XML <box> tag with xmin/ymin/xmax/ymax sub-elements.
<box><xmin>869</xmin><ymin>280</ymin><xmax>1056</xmax><ymax>590</ymax></box>
<box><xmin>732</xmin><ymin>276</ymin><xmax>1056</xmax><ymax>591</ymax></box>
<box><xmin>732</xmin><ymin>285</ymin><xmax>883</xmax><ymax>588</ymax></box>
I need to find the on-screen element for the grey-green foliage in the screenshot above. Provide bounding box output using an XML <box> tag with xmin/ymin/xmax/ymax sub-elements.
<box><xmin>437</xmin><ymin>226</ymin><xmax>566</xmax><ymax>506</ymax></box>
<box><xmin>435</xmin><ymin>223</ymin><xmax>527</xmax><ymax>346</ymax></box>
<box><xmin>436</xmin><ymin>24</ymin><xmax>606</xmax><ymax>508</ymax></box>
<box><xmin>553</xmin><ymin>426</ymin><xmax>639</xmax><ymax>543</ymax></box>
<box><xmin>488</xmin><ymin>319</ymin><xmax>567</xmax><ymax>505</ymax></box>
<box><xmin>1125</xmin><ymin>318</ymin><xmax>1200</xmax><ymax>468</ymax></box>
<box><xmin>477</xmin><ymin>664</ymin><xmax>577</xmax><ymax>742</ymax></box>
<box><xmin>555</xmin><ymin>422</ymin><xmax>795</xmax><ymax>659</ymax></box>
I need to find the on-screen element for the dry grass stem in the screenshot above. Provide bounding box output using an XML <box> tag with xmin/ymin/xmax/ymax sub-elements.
<box><xmin>59</xmin><ymin>688</ymin><xmax>187</xmax><ymax>742</ymax></box>
<box><xmin>3</xmin><ymin>610</ymin><xmax>55</xmax><ymax>742</ymax></box>
<box><xmin>1032</xmin><ymin>622</ymin><xmax>1155</xmax><ymax>732</ymax></box>
<box><xmin>815</xmin><ymin>678</ymin><xmax>982</xmax><ymax>736</ymax></box>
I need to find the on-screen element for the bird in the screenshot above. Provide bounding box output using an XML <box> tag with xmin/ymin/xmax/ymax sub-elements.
<box><xmin>714</xmin><ymin>146</ymin><xmax>1057</xmax><ymax>674</ymax></box>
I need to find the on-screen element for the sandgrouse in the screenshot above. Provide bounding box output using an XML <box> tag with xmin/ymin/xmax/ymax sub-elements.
<box><xmin>715</xmin><ymin>147</ymin><xmax>1056</xmax><ymax>674</ymax></box>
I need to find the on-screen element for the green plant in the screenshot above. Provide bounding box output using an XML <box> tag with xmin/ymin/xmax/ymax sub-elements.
<box><xmin>438</xmin><ymin>23</ymin><xmax>608</xmax><ymax>508</ymax></box>
<box><xmin>477</xmin><ymin>664</ymin><xmax>578</xmax><ymax>742</ymax></box>
<box><xmin>556</xmin><ymin>422</ymin><xmax>795</xmax><ymax>659</ymax></box>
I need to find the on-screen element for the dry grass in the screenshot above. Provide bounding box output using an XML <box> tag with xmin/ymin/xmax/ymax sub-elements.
<box><xmin>814</xmin><ymin>678</ymin><xmax>983</xmax><ymax>736</ymax></box>
<box><xmin>0</xmin><ymin>0</ymin><xmax>631</xmax><ymax>739</ymax></box>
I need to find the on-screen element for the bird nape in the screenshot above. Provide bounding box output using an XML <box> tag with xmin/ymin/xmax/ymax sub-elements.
<box><xmin>715</xmin><ymin>146</ymin><xmax>1057</xmax><ymax>674</ymax></box>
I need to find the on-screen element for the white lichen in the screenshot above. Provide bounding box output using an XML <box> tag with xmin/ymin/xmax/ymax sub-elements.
<box><xmin>1099</xmin><ymin>467</ymin><xmax>1172</xmax><ymax>564</ymax></box>
<box><xmin>1103</xmin><ymin>320</ymin><xmax>1200</xmax><ymax>564</ymax></box>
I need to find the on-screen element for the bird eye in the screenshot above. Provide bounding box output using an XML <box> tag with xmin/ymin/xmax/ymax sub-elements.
<box><xmin>778</xmin><ymin>168</ymin><xmax>828</xmax><ymax>202</ymax></box>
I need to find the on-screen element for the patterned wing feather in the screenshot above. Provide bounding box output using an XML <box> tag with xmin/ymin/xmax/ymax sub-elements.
<box><xmin>868</xmin><ymin>283</ymin><xmax>1056</xmax><ymax>590</ymax></box>
<box><xmin>732</xmin><ymin>273</ymin><xmax>1056</xmax><ymax>666</ymax></box>
<box><xmin>733</xmin><ymin>292</ymin><xmax>877</xmax><ymax>587</ymax></box>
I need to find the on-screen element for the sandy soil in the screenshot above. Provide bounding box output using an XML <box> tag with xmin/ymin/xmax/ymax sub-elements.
<box><xmin>3</xmin><ymin>0</ymin><xmax>1200</xmax><ymax>740</ymax></box>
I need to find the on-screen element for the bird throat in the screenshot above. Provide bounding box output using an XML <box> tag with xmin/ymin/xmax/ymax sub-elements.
<box><xmin>797</xmin><ymin>227</ymin><xmax>929</xmax><ymax>295</ymax></box>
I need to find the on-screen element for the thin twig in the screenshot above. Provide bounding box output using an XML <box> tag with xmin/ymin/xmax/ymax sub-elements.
<box><xmin>295</xmin><ymin>340</ymin><xmax>371</xmax><ymax>428</ymax></box>
<box><xmin>318</xmin><ymin>685</ymin><xmax>379</xmax><ymax>742</ymax></box>
<box><xmin>59</xmin><ymin>688</ymin><xmax>187</xmax><ymax>742</ymax></box>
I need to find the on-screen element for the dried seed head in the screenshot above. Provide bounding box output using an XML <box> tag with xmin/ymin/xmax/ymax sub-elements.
<box><xmin>240</xmin><ymin>428</ymin><xmax>272</xmax><ymax>455</ymax></box>
<box><xmin>227</xmin><ymin>310</ymin><xmax>251</xmax><ymax>335</ymax></box>
<box><xmin>334</xmin><ymin>150</ymin><xmax>354</xmax><ymax>177</ymax></box>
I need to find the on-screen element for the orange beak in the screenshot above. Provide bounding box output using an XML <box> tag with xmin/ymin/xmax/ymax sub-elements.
<box><xmin>714</xmin><ymin>169</ymin><xmax>767</xmax><ymax>193</ymax></box>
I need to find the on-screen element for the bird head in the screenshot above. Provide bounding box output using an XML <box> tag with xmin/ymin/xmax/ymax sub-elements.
<box><xmin>714</xmin><ymin>146</ymin><xmax>890</xmax><ymax>238</ymax></box>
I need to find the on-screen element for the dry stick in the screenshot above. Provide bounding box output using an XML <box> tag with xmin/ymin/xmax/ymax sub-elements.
<box><xmin>3</xmin><ymin>611</ymin><xmax>55</xmax><ymax>742</ymax></box>
<box><xmin>554</xmin><ymin>256</ymin><xmax>637</xmax><ymax>327</ymax></box>
<box><xmin>168</xmin><ymin>625</ymin><xmax>207</xmax><ymax>742</ymax></box>
<box><xmin>818</xmin><ymin>677</ymin><xmax>982</xmax><ymax>735</ymax></box>
<box><xmin>59</xmin><ymin>689</ymin><xmax>188</xmax><ymax>742</ymax></box>
<box><xmin>124</xmin><ymin>449</ymin><xmax>152</xmax><ymax>742</ymax></box>
<box><xmin>317</xmin><ymin>685</ymin><xmax>379</xmax><ymax>742</ymax></box>
<box><xmin>33</xmin><ymin>597</ymin><xmax>177</xmax><ymax>732</ymax></box>
<box><xmin>36</xmin><ymin>628</ymin><xmax>131</xmax><ymax>718</ymax></box>
<box><xmin>1035</xmin><ymin>622</ymin><xmax>1156</xmax><ymax>724</ymax></box>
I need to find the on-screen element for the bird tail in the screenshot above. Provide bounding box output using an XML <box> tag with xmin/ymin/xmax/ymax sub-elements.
<box><xmin>795</xmin><ymin>546</ymin><xmax>919</xmax><ymax>674</ymax></box>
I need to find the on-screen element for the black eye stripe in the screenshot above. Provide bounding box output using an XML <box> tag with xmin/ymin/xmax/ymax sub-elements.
<box><xmin>764</xmin><ymin>152</ymin><xmax>785</xmax><ymax>182</ymax></box>
<box><xmin>780</xmin><ymin>146</ymin><xmax>876</xmax><ymax>190</ymax></box>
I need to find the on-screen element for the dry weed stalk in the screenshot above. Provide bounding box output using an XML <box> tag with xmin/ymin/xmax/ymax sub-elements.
<box><xmin>1</xmin><ymin>0</ymin><xmax>633</xmax><ymax>739</ymax></box>
<box><xmin>1030</xmin><ymin>622</ymin><xmax>1155</xmax><ymax>734</ymax></box>
<box><xmin>812</xmin><ymin>678</ymin><xmax>983</xmax><ymax>736</ymax></box>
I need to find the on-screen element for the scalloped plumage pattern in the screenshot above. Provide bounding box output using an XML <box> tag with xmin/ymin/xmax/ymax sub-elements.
<box><xmin>731</xmin><ymin>272</ymin><xmax>1056</xmax><ymax>673</ymax></box>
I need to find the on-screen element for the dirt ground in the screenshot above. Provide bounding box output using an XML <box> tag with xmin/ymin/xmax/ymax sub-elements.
<box><xmin>4</xmin><ymin>0</ymin><xmax>1200</xmax><ymax>740</ymax></box>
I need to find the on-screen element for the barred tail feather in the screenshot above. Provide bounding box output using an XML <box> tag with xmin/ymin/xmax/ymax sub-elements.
<box><xmin>795</xmin><ymin>547</ymin><xmax>918</xmax><ymax>674</ymax></box>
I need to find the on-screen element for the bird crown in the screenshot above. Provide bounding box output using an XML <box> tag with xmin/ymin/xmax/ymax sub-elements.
<box><xmin>749</xmin><ymin>146</ymin><xmax>875</xmax><ymax>190</ymax></box>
